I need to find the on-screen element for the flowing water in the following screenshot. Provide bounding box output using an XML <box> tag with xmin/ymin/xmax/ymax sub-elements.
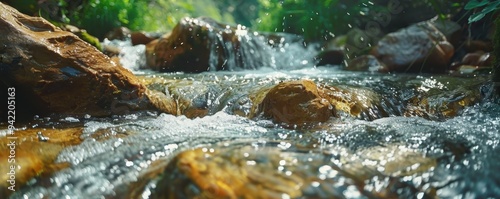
<box><xmin>6</xmin><ymin>35</ymin><xmax>500</xmax><ymax>198</ymax></box>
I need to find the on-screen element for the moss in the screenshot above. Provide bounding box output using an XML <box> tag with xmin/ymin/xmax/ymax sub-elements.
<box><xmin>76</xmin><ymin>31</ymin><xmax>103</xmax><ymax>51</ymax></box>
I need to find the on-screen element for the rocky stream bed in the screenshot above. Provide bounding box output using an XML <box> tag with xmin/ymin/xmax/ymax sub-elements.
<box><xmin>1</xmin><ymin>2</ymin><xmax>499</xmax><ymax>198</ymax></box>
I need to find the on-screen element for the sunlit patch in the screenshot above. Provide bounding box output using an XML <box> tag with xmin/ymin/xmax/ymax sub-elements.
<box><xmin>417</xmin><ymin>78</ymin><xmax>446</xmax><ymax>92</ymax></box>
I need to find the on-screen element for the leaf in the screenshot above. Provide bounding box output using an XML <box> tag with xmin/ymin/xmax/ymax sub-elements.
<box><xmin>468</xmin><ymin>12</ymin><xmax>486</xmax><ymax>23</ymax></box>
<box><xmin>465</xmin><ymin>0</ymin><xmax>490</xmax><ymax>10</ymax></box>
<box><xmin>467</xmin><ymin>0</ymin><xmax>500</xmax><ymax>23</ymax></box>
<box><xmin>482</xmin><ymin>1</ymin><xmax>500</xmax><ymax>13</ymax></box>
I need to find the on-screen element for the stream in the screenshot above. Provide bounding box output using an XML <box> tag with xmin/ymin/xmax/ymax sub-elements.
<box><xmin>4</xmin><ymin>36</ymin><xmax>500</xmax><ymax>198</ymax></box>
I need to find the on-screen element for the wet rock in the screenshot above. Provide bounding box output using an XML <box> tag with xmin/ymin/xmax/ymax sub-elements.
<box><xmin>145</xmin><ymin>38</ymin><xmax>160</xmax><ymax>70</ymax></box>
<box><xmin>371</xmin><ymin>21</ymin><xmax>455</xmax><ymax>73</ymax></box>
<box><xmin>148</xmin><ymin>141</ymin><xmax>436</xmax><ymax>198</ymax></box>
<box><xmin>139</xmin><ymin>76</ymin><xmax>210</xmax><ymax>118</ymax></box>
<box><xmin>148</xmin><ymin>17</ymin><xmax>272</xmax><ymax>72</ymax></box>
<box><xmin>251</xmin><ymin>79</ymin><xmax>388</xmax><ymax>126</ymax></box>
<box><xmin>257</xmin><ymin>80</ymin><xmax>335</xmax><ymax>125</ymax></box>
<box><xmin>404</xmin><ymin>76</ymin><xmax>484</xmax><ymax>119</ymax></box>
<box><xmin>0</xmin><ymin>2</ymin><xmax>176</xmax><ymax>118</ymax></box>
<box><xmin>461</xmin><ymin>52</ymin><xmax>493</xmax><ymax>67</ymax></box>
<box><xmin>105</xmin><ymin>27</ymin><xmax>132</xmax><ymax>41</ymax></box>
<box><xmin>131</xmin><ymin>31</ymin><xmax>157</xmax><ymax>46</ymax></box>
<box><xmin>345</xmin><ymin>55</ymin><xmax>387</xmax><ymax>72</ymax></box>
<box><xmin>321</xmin><ymin>85</ymin><xmax>389</xmax><ymax>120</ymax></box>
<box><xmin>450</xmin><ymin>52</ymin><xmax>493</xmax><ymax>74</ymax></box>
<box><xmin>140</xmin><ymin>75</ymin><xmax>262</xmax><ymax>119</ymax></box>
<box><xmin>0</xmin><ymin>128</ymin><xmax>83</xmax><ymax>198</ymax></box>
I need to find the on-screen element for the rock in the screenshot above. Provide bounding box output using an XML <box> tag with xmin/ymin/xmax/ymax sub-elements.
<box><xmin>0</xmin><ymin>2</ymin><xmax>176</xmax><ymax>118</ymax></box>
<box><xmin>371</xmin><ymin>21</ymin><xmax>455</xmax><ymax>73</ymax></box>
<box><xmin>404</xmin><ymin>76</ymin><xmax>484</xmax><ymax>119</ymax></box>
<box><xmin>148</xmin><ymin>17</ymin><xmax>272</xmax><ymax>72</ymax></box>
<box><xmin>105</xmin><ymin>27</ymin><xmax>132</xmax><ymax>41</ymax></box>
<box><xmin>131</xmin><ymin>31</ymin><xmax>157</xmax><ymax>46</ymax></box>
<box><xmin>148</xmin><ymin>141</ymin><xmax>436</xmax><ymax>198</ymax></box>
<box><xmin>450</xmin><ymin>52</ymin><xmax>493</xmax><ymax>74</ymax></box>
<box><xmin>0</xmin><ymin>127</ymin><xmax>83</xmax><ymax>198</ymax></box>
<box><xmin>145</xmin><ymin>38</ymin><xmax>160</xmax><ymax>70</ymax></box>
<box><xmin>345</xmin><ymin>55</ymin><xmax>387</xmax><ymax>72</ymax></box>
<box><xmin>256</xmin><ymin>80</ymin><xmax>335</xmax><ymax>125</ymax></box>
<box><xmin>461</xmin><ymin>52</ymin><xmax>493</xmax><ymax>67</ymax></box>
<box><xmin>321</xmin><ymin>84</ymin><xmax>389</xmax><ymax>120</ymax></box>
<box><xmin>250</xmin><ymin>79</ymin><xmax>388</xmax><ymax>126</ymax></box>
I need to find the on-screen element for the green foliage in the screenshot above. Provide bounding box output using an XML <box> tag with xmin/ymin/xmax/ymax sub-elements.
<box><xmin>255</xmin><ymin>0</ymin><xmax>467</xmax><ymax>41</ymax></box>
<box><xmin>256</xmin><ymin>0</ymin><xmax>375</xmax><ymax>41</ymax></box>
<box><xmin>71</xmin><ymin>0</ymin><xmax>143</xmax><ymax>38</ymax></box>
<box><xmin>427</xmin><ymin>0</ymin><xmax>466</xmax><ymax>19</ymax></box>
<box><xmin>140</xmin><ymin>0</ymin><xmax>234</xmax><ymax>33</ymax></box>
<box><xmin>10</xmin><ymin>0</ymin><xmax>235</xmax><ymax>39</ymax></box>
<box><xmin>465</xmin><ymin>0</ymin><xmax>500</xmax><ymax>23</ymax></box>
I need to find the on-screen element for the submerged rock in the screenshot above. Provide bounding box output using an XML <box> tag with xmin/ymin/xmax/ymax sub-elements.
<box><xmin>371</xmin><ymin>21</ymin><xmax>455</xmax><ymax>73</ymax></box>
<box><xmin>0</xmin><ymin>128</ymin><xmax>83</xmax><ymax>198</ymax></box>
<box><xmin>404</xmin><ymin>76</ymin><xmax>484</xmax><ymax>119</ymax></box>
<box><xmin>148</xmin><ymin>141</ymin><xmax>436</xmax><ymax>199</ymax></box>
<box><xmin>147</xmin><ymin>17</ymin><xmax>275</xmax><ymax>72</ymax></box>
<box><xmin>0</xmin><ymin>2</ymin><xmax>176</xmax><ymax>118</ymax></box>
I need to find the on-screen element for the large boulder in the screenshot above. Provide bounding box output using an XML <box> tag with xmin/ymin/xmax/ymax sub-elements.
<box><xmin>0</xmin><ymin>2</ymin><xmax>176</xmax><ymax>118</ymax></box>
<box><xmin>371</xmin><ymin>21</ymin><xmax>455</xmax><ymax>73</ymax></box>
<box><xmin>147</xmin><ymin>17</ymin><xmax>272</xmax><ymax>72</ymax></box>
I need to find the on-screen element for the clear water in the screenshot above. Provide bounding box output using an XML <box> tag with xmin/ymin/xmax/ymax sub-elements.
<box><xmin>7</xmin><ymin>31</ymin><xmax>500</xmax><ymax>198</ymax></box>
<box><xmin>8</xmin><ymin>67</ymin><xmax>499</xmax><ymax>198</ymax></box>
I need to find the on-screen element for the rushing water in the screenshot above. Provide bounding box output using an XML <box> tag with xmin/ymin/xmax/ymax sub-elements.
<box><xmin>5</xmin><ymin>36</ymin><xmax>500</xmax><ymax>198</ymax></box>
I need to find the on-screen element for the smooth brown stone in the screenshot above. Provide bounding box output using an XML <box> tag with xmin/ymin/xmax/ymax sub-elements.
<box><xmin>0</xmin><ymin>2</ymin><xmax>175</xmax><ymax>118</ymax></box>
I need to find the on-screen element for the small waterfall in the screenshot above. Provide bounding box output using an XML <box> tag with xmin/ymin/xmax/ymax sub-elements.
<box><xmin>207</xmin><ymin>25</ymin><xmax>319</xmax><ymax>71</ymax></box>
<box><xmin>152</xmin><ymin>17</ymin><xmax>321</xmax><ymax>72</ymax></box>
